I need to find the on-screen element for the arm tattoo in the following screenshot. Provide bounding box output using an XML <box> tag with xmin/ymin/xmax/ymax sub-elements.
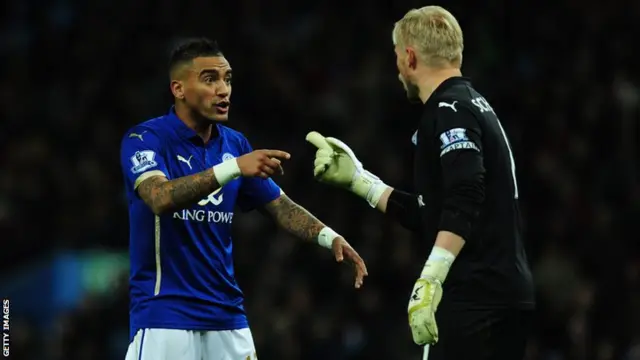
<box><xmin>263</xmin><ymin>195</ymin><xmax>326</xmax><ymax>242</ymax></box>
<box><xmin>137</xmin><ymin>169</ymin><xmax>221</xmax><ymax>214</ymax></box>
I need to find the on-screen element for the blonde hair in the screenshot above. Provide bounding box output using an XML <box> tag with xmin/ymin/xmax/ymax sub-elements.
<box><xmin>392</xmin><ymin>6</ymin><xmax>464</xmax><ymax>68</ymax></box>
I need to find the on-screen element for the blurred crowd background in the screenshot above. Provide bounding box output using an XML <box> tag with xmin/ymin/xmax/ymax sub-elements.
<box><xmin>1</xmin><ymin>0</ymin><xmax>639</xmax><ymax>359</ymax></box>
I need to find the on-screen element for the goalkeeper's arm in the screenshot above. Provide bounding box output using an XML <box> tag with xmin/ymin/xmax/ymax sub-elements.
<box><xmin>370</xmin><ymin>187</ymin><xmax>422</xmax><ymax>232</ymax></box>
<box><xmin>305</xmin><ymin>131</ymin><xmax>422</xmax><ymax>231</ymax></box>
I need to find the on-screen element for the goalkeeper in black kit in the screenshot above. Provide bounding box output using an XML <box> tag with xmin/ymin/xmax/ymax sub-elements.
<box><xmin>306</xmin><ymin>5</ymin><xmax>534</xmax><ymax>360</ymax></box>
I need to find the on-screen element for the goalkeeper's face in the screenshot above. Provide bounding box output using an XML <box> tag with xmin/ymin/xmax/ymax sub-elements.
<box><xmin>394</xmin><ymin>45</ymin><xmax>421</xmax><ymax>103</ymax></box>
<box><xmin>182</xmin><ymin>56</ymin><xmax>233</xmax><ymax>122</ymax></box>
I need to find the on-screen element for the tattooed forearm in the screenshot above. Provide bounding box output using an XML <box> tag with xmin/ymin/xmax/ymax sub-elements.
<box><xmin>137</xmin><ymin>170</ymin><xmax>221</xmax><ymax>214</ymax></box>
<box><xmin>264</xmin><ymin>195</ymin><xmax>326</xmax><ymax>242</ymax></box>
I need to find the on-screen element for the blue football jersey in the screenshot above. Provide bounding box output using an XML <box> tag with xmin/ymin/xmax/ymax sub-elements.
<box><xmin>120</xmin><ymin>107</ymin><xmax>282</xmax><ymax>341</ymax></box>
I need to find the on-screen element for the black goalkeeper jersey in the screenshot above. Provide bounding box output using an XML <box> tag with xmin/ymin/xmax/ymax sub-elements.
<box><xmin>388</xmin><ymin>77</ymin><xmax>534</xmax><ymax>309</ymax></box>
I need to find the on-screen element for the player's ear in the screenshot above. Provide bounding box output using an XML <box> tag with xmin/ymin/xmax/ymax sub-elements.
<box><xmin>170</xmin><ymin>80</ymin><xmax>185</xmax><ymax>100</ymax></box>
<box><xmin>406</xmin><ymin>47</ymin><xmax>418</xmax><ymax>69</ymax></box>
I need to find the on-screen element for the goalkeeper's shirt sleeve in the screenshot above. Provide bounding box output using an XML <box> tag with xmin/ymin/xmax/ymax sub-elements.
<box><xmin>385</xmin><ymin>189</ymin><xmax>422</xmax><ymax>232</ymax></box>
<box><xmin>434</xmin><ymin>102</ymin><xmax>486</xmax><ymax>241</ymax></box>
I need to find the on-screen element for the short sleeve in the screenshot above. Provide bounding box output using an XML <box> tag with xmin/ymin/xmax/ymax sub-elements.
<box><xmin>120</xmin><ymin>129</ymin><xmax>170</xmax><ymax>191</ymax></box>
<box><xmin>235</xmin><ymin>137</ymin><xmax>283</xmax><ymax>212</ymax></box>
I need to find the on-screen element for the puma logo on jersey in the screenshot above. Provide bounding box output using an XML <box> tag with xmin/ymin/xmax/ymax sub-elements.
<box><xmin>438</xmin><ymin>101</ymin><xmax>458</xmax><ymax>112</ymax></box>
<box><xmin>129</xmin><ymin>131</ymin><xmax>147</xmax><ymax>141</ymax></box>
<box><xmin>177</xmin><ymin>154</ymin><xmax>193</xmax><ymax>170</ymax></box>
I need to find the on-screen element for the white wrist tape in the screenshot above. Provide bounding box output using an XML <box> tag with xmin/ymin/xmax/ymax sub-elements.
<box><xmin>420</xmin><ymin>246</ymin><xmax>456</xmax><ymax>283</ymax></box>
<box><xmin>318</xmin><ymin>227</ymin><xmax>340</xmax><ymax>249</ymax></box>
<box><xmin>212</xmin><ymin>159</ymin><xmax>241</xmax><ymax>187</ymax></box>
<box><xmin>367</xmin><ymin>182</ymin><xmax>389</xmax><ymax>208</ymax></box>
<box><xmin>351</xmin><ymin>170</ymin><xmax>389</xmax><ymax>208</ymax></box>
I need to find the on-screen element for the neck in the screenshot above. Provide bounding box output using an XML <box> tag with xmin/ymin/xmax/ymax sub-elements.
<box><xmin>174</xmin><ymin>102</ymin><xmax>214</xmax><ymax>143</ymax></box>
<box><xmin>417</xmin><ymin>67</ymin><xmax>462</xmax><ymax>103</ymax></box>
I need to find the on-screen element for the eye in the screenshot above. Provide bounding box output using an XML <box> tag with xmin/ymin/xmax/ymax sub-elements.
<box><xmin>203</xmin><ymin>76</ymin><xmax>214</xmax><ymax>83</ymax></box>
<box><xmin>225</xmin><ymin>77</ymin><xmax>232</xmax><ymax>85</ymax></box>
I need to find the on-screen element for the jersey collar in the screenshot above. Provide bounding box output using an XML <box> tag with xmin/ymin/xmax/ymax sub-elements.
<box><xmin>426</xmin><ymin>76</ymin><xmax>471</xmax><ymax>105</ymax></box>
<box><xmin>166</xmin><ymin>106</ymin><xmax>221</xmax><ymax>142</ymax></box>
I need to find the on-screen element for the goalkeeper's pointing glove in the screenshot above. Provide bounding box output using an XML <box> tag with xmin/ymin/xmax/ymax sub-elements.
<box><xmin>305</xmin><ymin>131</ymin><xmax>389</xmax><ymax>208</ymax></box>
<box><xmin>408</xmin><ymin>246</ymin><xmax>456</xmax><ymax>346</ymax></box>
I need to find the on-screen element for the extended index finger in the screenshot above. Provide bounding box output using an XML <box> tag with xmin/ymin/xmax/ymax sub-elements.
<box><xmin>263</xmin><ymin>150</ymin><xmax>291</xmax><ymax>160</ymax></box>
<box><xmin>305</xmin><ymin>131</ymin><xmax>332</xmax><ymax>150</ymax></box>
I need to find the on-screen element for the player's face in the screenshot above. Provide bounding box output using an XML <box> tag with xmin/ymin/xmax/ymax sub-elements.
<box><xmin>183</xmin><ymin>56</ymin><xmax>233</xmax><ymax>122</ymax></box>
<box><xmin>394</xmin><ymin>45</ymin><xmax>421</xmax><ymax>103</ymax></box>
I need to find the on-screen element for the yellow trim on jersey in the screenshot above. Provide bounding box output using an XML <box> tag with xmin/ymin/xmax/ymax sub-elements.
<box><xmin>134</xmin><ymin>170</ymin><xmax>166</xmax><ymax>189</ymax></box>
<box><xmin>154</xmin><ymin>215</ymin><xmax>162</xmax><ymax>296</ymax></box>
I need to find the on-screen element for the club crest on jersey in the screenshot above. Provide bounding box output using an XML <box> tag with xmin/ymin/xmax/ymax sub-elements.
<box><xmin>222</xmin><ymin>153</ymin><xmax>235</xmax><ymax>162</ymax></box>
<box><xmin>130</xmin><ymin>150</ymin><xmax>157</xmax><ymax>174</ymax></box>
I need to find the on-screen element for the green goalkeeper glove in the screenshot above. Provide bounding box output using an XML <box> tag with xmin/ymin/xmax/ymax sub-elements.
<box><xmin>408</xmin><ymin>247</ymin><xmax>456</xmax><ymax>346</ymax></box>
<box><xmin>305</xmin><ymin>131</ymin><xmax>388</xmax><ymax>208</ymax></box>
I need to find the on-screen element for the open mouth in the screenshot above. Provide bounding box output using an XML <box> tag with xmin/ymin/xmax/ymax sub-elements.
<box><xmin>215</xmin><ymin>101</ymin><xmax>230</xmax><ymax>113</ymax></box>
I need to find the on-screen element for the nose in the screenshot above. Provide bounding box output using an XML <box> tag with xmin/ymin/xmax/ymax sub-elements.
<box><xmin>217</xmin><ymin>81</ymin><xmax>230</xmax><ymax>97</ymax></box>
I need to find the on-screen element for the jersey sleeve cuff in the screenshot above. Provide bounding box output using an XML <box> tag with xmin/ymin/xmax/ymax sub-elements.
<box><xmin>134</xmin><ymin>170</ymin><xmax>166</xmax><ymax>189</ymax></box>
<box><xmin>438</xmin><ymin>210</ymin><xmax>471</xmax><ymax>241</ymax></box>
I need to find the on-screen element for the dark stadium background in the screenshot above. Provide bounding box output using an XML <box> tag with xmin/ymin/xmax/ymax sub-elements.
<box><xmin>1</xmin><ymin>0</ymin><xmax>638</xmax><ymax>359</ymax></box>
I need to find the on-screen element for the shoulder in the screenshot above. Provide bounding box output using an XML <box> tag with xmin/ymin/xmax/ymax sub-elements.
<box><xmin>433</xmin><ymin>85</ymin><xmax>476</xmax><ymax>112</ymax></box>
<box><xmin>430</xmin><ymin>79</ymin><xmax>486</xmax><ymax>120</ymax></box>
<box><xmin>121</xmin><ymin>115</ymin><xmax>171</xmax><ymax>146</ymax></box>
<box><xmin>434</xmin><ymin>80</ymin><xmax>495</xmax><ymax>116</ymax></box>
<box><xmin>218</xmin><ymin>124</ymin><xmax>247</xmax><ymax>141</ymax></box>
<box><xmin>427</xmin><ymin>90</ymin><xmax>484</xmax><ymax>138</ymax></box>
<box><xmin>427</xmin><ymin>93</ymin><xmax>478</xmax><ymax>125</ymax></box>
<box><xmin>218</xmin><ymin>124</ymin><xmax>250</xmax><ymax>148</ymax></box>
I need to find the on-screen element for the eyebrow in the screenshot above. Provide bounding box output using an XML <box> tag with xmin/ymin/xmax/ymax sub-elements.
<box><xmin>198</xmin><ymin>69</ymin><xmax>233</xmax><ymax>77</ymax></box>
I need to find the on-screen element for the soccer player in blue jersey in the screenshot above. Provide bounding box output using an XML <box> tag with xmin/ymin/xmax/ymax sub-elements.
<box><xmin>120</xmin><ymin>38</ymin><xmax>368</xmax><ymax>360</ymax></box>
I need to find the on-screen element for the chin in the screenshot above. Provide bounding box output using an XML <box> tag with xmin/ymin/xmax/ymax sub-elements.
<box><xmin>212</xmin><ymin>114</ymin><xmax>229</xmax><ymax>122</ymax></box>
<box><xmin>203</xmin><ymin>112</ymin><xmax>229</xmax><ymax>122</ymax></box>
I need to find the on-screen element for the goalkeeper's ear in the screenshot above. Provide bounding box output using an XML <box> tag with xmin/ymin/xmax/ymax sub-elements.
<box><xmin>306</xmin><ymin>131</ymin><xmax>332</xmax><ymax>150</ymax></box>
